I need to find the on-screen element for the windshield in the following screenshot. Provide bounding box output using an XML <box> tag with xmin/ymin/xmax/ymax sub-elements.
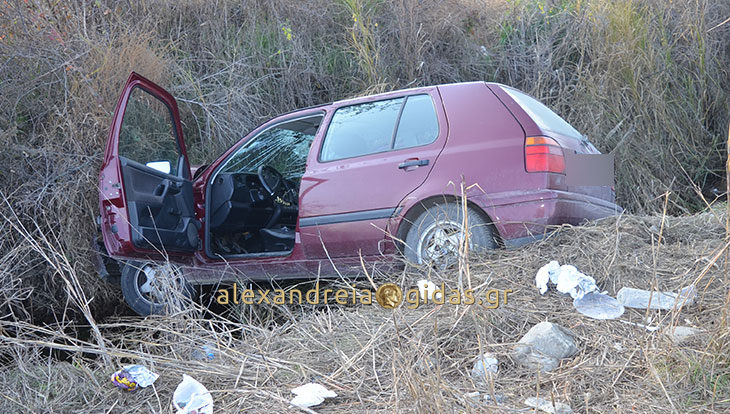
<box><xmin>219</xmin><ymin>115</ymin><xmax>322</xmax><ymax>179</ymax></box>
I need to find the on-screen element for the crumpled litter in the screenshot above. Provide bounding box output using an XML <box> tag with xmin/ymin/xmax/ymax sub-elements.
<box><xmin>290</xmin><ymin>383</ymin><xmax>337</xmax><ymax>408</ymax></box>
<box><xmin>535</xmin><ymin>261</ymin><xmax>624</xmax><ymax>320</ymax></box>
<box><xmin>616</xmin><ymin>285</ymin><xmax>696</xmax><ymax>310</ymax></box>
<box><xmin>172</xmin><ymin>374</ymin><xmax>213</xmax><ymax>414</ymax></box>
<box><xmin>535</xmin><ymin>261</ymin><xmax>598</xmax><ymax>300</ymax></box>
<box><xmin>417</xmin><ymin>279</ymin><xmax>442</xmax><ymax>301</ymax></box>
<box><xmin>110</xmin><ymin>364</ymin><xmax>159</xmax><ymax>392</ymax></box>
<box><xmin>191</xmin><ymin>343</ymin><xmax>216</xmax><ymax>361</ymax></box>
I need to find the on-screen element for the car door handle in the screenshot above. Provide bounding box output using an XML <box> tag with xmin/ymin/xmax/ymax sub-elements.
<box><xmin>398</xmin><ymin>159</ymin><xmax>429</xmax><ymax>169</ymax></box>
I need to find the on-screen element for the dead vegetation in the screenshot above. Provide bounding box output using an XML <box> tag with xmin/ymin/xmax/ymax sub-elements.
<box><xmin>0</xmin><ymin>0</ymin><xmax>729</xmax><ymax>412</ymax></box>
<box><xmin>1</xmin><ymin>209</ymin><xmax>729</xmax><ymax>412</ymax></box>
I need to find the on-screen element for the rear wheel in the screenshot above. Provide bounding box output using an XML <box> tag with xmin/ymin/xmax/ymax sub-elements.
<box><xmin>120</xmin><ymin>261</ymin><xmax>192</xmax><ymax>316</ymax></box>
<box><xmin>403</xmin><ymin>203</ymin><xmax>497</xmax><ymax>268</ymax></box>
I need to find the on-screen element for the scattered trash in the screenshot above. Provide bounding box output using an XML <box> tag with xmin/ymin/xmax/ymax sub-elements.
<box><xmin>663</xmin><ymin>326</ymin><xmax>703</xmax><ymax>344</ymax></box>
<box><xmin>483</xmin><ymin>392</ymin><xmax>507</xmax><ymax>404</ymax></box>
<box><xmin>513</xmin><ymin>322</ymin><xmax>578</xmax><ymax>373</ymax></box>
<box><xmin>417</xmin><ymin>279</ymin><xmax>442</xmax><ymax>301</ymax></box>
<box><xmin>191</xmin><ymin>343</ymin><xmax>217</xmax><ymax>361</ymax></box>
<box><xmin>172</xmin><ymin>374</ymin><xmax>214</xmax><ymax>414</ymax></box>
<box><xmin>524</xmin><ymin>397</ymin><xmax>573</xmax><ymax>414</ymax></box>
<box><xmin>573</xmin><ymin>292</ymin><xmax>625</xmax><ymax>320</ymax></box>
<box><xmin>535</xmin><ymin>261</ymin><xmax>598</xmax><ymax>300</ymax></box>
<box><xmin>616</xmin><ymin>285</ymin><xmax>696</xmax><ymax>310</ymax></box>
<box><xmin>471</xmin><ymin>353</ymin><xmax>498</xmax><ymax>383</ymax></box>
<box><xmin>110</xmin><ymin>365</ymin><xmax>159</xmax><ymax>391</ymax></box>
<box><xmin>618</xmin><ymin>319</ymin><xmax>660</xmax><ymax>332</ymax></box>
<box><xmin>535</xmin><ymin>260</ymin><xmax>560</xmax><ymax>295</ymax></box>
<box><xmin>536</xmin><ymin>262</ymin><xmax>626</xmax><ymax>320</ymax></box>
<box><xmin>466</xmin><ymin>391</ymin><xmax>507</xmax><ymax>404</ymax></box>
<box><xmin>290</xmin><ymin>383</ymin><xmax>337</xmax><ymax>408</ymax></box>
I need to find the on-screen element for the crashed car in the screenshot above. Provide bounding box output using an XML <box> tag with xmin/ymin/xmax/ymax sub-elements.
<box><xmin>98</xmin><ymin>72</ymin><xmax>620</xmax><ymax>315</ymax></box>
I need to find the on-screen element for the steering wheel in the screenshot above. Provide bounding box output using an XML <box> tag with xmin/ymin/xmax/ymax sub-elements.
<box><xmin>257</xmin><ymin>165</ymin><xmax>283</xmax><ymax>197</ymax></box>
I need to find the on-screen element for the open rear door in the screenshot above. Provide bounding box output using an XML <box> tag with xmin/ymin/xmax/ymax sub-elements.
<box><xmin>99</xmin><ymin>72</ymin><xmax>199</xmax><ymax>260</ymax></box>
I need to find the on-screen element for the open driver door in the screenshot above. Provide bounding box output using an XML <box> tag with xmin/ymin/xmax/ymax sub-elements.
<box><xmin>99</xmin><ymin>72</ymin><xmax>199</xmax><ymax>261</ymax></box>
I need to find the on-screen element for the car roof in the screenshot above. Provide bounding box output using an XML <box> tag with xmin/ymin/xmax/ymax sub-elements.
<box><xmin>275</xmin><ymin>81</ymin><xmax>506</xmax><ymax>118</ymax></box>
<box><xmin>331</xmin><ymin>81</ymin><xmax>490</xmax><ymax>106</ymax></box>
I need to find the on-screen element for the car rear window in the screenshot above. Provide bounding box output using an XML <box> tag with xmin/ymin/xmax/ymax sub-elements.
<box><xmin>502</xmin><ymin>87</ymin><xmax>582</xmax><ymax>139</ymax></box>
<box><xmin>320</xmin><ymin>94</ymin><xmax>439</xmax><ymax>162</ymax></box>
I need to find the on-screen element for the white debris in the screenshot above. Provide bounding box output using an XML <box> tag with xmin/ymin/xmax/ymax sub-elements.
<box><xmin>525</xmin><ymin>397</ymin><xmax>573</xmax><ymax>414</ymax></box>
<box><xmin>616</xmin><ymin>285</ymin><xmax>696</xmax><ymax>310</ymax></box>
<box><xmin>290</xmin><ymin>383</ymin><xmax>337</xmax><ymax>408</ymax></box>
<box><xmin>618</xmin><ymin>319</ymin><xmax>660</xmax><ymax>332</ymax></box>
<box><xmin>573</xmin><ymin>292</ymin><xmax>625</xmax><ymax>320</ymax></box>
<box><xmin>172</xmin><ymin>375</ymin><xmax>213</xmax><ymax>414</ymax></box>
<box><xmin>535</xmin><ymin>261</ymin><xmax>560</xmax><ymax>294</ymax></box>
<box><xmin>663</xmin><ymin>326</ymin><xmax>703</xmax><ymax>344</ymax></box>
<box><xmin>123</xmin><ymin>364</ymin><xmax>159</xmax><ymax>388</ymax></box>
<box><xmin>417</xmin><ymin>279</ymin><xmax>441</xmax><ymax>301</ymax></box>
<box><xmin>471</xmin><ymin>353</ymin><xmax>498</xmax><ymax>382</ymax></box>
<box><xmin>535</xmin><ymin>261</ymin><xmax>598</xmax><ymax>300</ymax></box>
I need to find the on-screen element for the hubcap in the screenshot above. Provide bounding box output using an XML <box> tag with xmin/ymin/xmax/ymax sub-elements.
<box><xmin>135</xmin><ymin>263</ymin><xmax>181</xmax><ymax>305</ymax></box>
<box><xmin>418</xmin><ymin>220</ymin><xmax>467</xmax><ymax>268</ymax></box>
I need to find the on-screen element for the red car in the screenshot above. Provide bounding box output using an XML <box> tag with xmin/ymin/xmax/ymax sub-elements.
<box><xmin>98</xmin><ymin>72</ymin><xmax>620</xmax><ymax>314</ymax></box>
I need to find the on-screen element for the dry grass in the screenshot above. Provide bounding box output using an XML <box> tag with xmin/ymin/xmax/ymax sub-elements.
<box><xmin>0</xmin><ymin>0</ymin><xmax>729</xmax><ymax>412</ymax></box>
<box><xmin>1</xmin><ymin>208</ymin><xmax>728</xmax><ymax>413</ymax></box>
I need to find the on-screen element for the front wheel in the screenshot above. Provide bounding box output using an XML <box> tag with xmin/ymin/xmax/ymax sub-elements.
<box><xmin>403</xmin><ymin>203</ymin><xmax>497</xmax><ymax>268</ymax></box>
<box><xmin>120</xmin><ymin>261</ymin><xmax>192</xmax><ymax>316</ymax></box>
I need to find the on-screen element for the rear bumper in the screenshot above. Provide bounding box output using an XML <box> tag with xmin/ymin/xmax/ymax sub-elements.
<box><xmin>473</xmin><ymin>189</ymin><xmax>622</xmax><ymax>247</ymax></box>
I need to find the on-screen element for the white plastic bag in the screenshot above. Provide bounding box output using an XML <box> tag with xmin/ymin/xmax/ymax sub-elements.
<box><xmin>290</xmin><ymin>383</ymin><xmax>337</xmax><ymax>408</ymax></box>
<box><xmin>172</xmin><ymin>374</ymin><xmax>213</xmax><ymax>414</ymax></box>
<box><xmin>535</xmin><ymin>261</ymin><xmax>598</xmax><ymax>300</ymax></box>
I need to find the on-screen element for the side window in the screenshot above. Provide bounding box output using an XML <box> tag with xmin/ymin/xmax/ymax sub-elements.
<box><xmin>119</xmin><ymin>87</ymin><xmax>181</xmax><ymax>175</ymax></box>
<box><xmin>320</xmin><ymin>98</ymin><xmax>404</xmax><ymax>162</ymax></box>
<box><xmin>393</xmin><ymin>95</ymin><xmax>439</xmax><ymax>150</ymax></box>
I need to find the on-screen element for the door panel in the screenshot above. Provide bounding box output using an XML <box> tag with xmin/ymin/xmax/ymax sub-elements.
<box><xmin>299</xmin><ymin>89</ymin><xmax>448</xmax><ymax>258</ymax></box>
<box><xmin>99</xmin><ymin>72</ymin><xmax>197</xmax><ymax>260</ymax></box>
<box><xmin>120</xmin><ymin>157</ymin><xmax>199</xmax><ymax>252</ymax></box>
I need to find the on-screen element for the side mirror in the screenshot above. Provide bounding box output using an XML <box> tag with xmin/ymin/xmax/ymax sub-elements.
<box><xmin>146</xmin><ymin>160</ymin><xmax>171</xmax><ymax>174</ymax></box>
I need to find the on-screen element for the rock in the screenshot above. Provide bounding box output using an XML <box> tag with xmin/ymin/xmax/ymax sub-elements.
<box><xmin>470</xmin><ymin>353</ymin><xmax>498</xmax><ymax>382</ymax></box>
<box><xmin>664</xmin><ymin>326</ymin><xmax>703</xmax><ymax>344</ymax></box>
<box><xmin>483</xmin><ymin>392</ymin><xmax>506</xmax><ymax>404</ymax></box>
<box><xmin>525</xmin><ymin>397</ymin><xmax>573</xmax><ymax>414</ymax></box>
<box><xmin>465</xmin><ymin>391</ymin><xmax>506</xmax><ymax>405</ymax></box>
<box><xmin>513</xmin><ymin>322</ymin><xmax>578</xmax><ymax>372</ymax></box>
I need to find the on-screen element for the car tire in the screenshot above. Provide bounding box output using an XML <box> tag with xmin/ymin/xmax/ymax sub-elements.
<box><xmin>120</xmin><ymin>261</ymin><xmax>193</xmax><ymax>316</ymax></box>
<box><xmin>403</xmin><ymin>203</ymin><xmax>497</xmax><ymax>268</ymax></box>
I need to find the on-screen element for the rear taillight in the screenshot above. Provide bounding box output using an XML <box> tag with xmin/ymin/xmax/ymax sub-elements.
<box><xmin>525</xmin><ymin>136</ymin><xmax>565</xmax><ymax>174</ymax></box>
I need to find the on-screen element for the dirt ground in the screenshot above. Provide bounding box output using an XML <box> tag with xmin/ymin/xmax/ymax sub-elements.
<box><xmin>1</xmin><ymin>209</ymin><xmax>729</xmax><ymax>413</ymax></box>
